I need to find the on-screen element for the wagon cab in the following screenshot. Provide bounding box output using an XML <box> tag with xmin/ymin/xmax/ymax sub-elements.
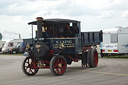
<box><xmin>28</xmin><ymin>18</ymin><xmax>82</xmax><ymax>54</ymax></box>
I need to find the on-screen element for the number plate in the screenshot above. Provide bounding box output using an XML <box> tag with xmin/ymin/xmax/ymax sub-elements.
<box><xmin>108</xmin><ymin>50</ymin><xmax>112</xmax><ymax>52</ymax></box>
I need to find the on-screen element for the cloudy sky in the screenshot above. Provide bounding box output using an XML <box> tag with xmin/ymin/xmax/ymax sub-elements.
<box><xmin>0</xmin><ymin>0</ymin><xmax>128</xmax><ymax>39</ymax></box>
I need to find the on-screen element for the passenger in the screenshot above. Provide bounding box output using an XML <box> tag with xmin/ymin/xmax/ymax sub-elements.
<box><xmin>45</xmin><ymin>25</ymin><xmax>57</xmax><ymax>37</ymax></box>
<box><xmin>44</xmin><ymin>25</ymin><xmax>53</xmax><ymax>38</ymax></box>
<box><xmin>46</xmin><ymin>25</ymin><xmax>53</xmax><ymax>35</ymax></box>
<box><xmin>63</xmin><ymin>23</ymin><xmax>74</xmax><ymax>37</ymax></box>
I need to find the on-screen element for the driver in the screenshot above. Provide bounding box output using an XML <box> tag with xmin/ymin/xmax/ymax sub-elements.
<box><xmin>63</xmin><ymin>23</ymin><xmax>74</xmax><ymax>37</ymax></box>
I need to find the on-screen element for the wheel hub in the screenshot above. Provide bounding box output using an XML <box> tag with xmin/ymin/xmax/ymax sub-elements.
<box><xmin>38</xmin><ymin>61</ymin><xmax>43</xmax><ymax>67</ymax></box>
<box><xmin>58</xmin><ymin>63</ymin><xmax>62</xmax><ymax>68</ymax></box>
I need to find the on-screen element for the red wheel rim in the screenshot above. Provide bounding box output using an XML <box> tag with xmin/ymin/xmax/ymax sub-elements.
<box><xmin>53</xmin><ymin>57</ymin><xmax>66</xmax><ymax>75</ymax></box>
<box><xmin>24</xmin><ymin>58</ymin><xmax>37</xmax><ymax>74</ymax></box>
<box><xmin>94</xmin><ymin>51</ymin><xmax>98</xmax><ymax>66</ymax></box>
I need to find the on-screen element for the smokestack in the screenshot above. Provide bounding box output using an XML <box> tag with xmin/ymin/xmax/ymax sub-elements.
<box><xmin>36</xmin><ymin>17</ymin><xmax>43</xmax><ymax>38</ymax></box>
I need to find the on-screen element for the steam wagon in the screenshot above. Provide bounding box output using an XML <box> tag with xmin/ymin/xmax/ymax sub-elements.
<box><xmin>22</xmin><ymin>17</ymin><xmax>102</xmax><ymax>76</ymax></box>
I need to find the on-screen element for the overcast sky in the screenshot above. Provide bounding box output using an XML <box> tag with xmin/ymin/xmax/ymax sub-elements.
<box><xmin>0</xmin><ymin>0</ymin><xmax>128</xmax><ymax>39</ymax></box>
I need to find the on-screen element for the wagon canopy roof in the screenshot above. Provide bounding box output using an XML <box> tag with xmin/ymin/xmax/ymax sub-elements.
<box><xmin>28</xmin><ymin>19</ymin><xmax>80</xmax><ymax>25</ymax></box>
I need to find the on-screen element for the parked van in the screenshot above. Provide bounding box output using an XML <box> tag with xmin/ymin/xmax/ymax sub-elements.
<box><xmin>102</xmin><ymin>27</ymin><xmax>128</xmax><ymax>55</ymax></box>
<box><xmin>10</xmin><ymin>42</ymin><xmax>26</xmax><ymax>54</ymax></box>
<box><xmin>2</xmin><ymin>39</ymin><xmax>23</xmax><ymax>53</ymax></box>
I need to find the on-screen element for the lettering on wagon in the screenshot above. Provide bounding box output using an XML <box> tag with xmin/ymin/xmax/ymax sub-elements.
<box><xmin>53</xmin><ymin>40</ymin><xmax>75</xmax><ymax>48</ymax></box>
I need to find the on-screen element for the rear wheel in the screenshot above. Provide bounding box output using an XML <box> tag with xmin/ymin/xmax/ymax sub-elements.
<box><xmin>81</xmin><ymin>51</ymin><xmax>87</xmax><ymax>67</ymax></box>
<box><xmin>87</xmin><ymin>47</ymin><xmax>98</xmax><ymax>68</ymax></box>
<box><xmin>22</xmin><ymin>57</ymin><xmax>39</xmax><ymax>76</ymax></box>
<box><xmin>90</xmin><ymin>47</ymin><xmax>98</xmax><ymax>67</ymax></box>
<box><xmin>50</xmin><ymin>55</ymin><xmax>67</xmax><ymax>76</ymax></box>
<box><xmin>87</xmin><ymin>49</ymin><xmax>92</xmax><ymax>67</ymax></box>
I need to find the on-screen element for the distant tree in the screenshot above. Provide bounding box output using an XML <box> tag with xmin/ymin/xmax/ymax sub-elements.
<box><xmin>0</xmin><ymin>33</ymin><xmax>2</xmax><ymax>40</ymax></box>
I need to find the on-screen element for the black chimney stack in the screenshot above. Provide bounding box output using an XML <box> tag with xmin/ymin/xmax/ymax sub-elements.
<box><xmin>36</xmin><ymin>17</ymin><xmax>43</xmax><ymax>38</ymax></box>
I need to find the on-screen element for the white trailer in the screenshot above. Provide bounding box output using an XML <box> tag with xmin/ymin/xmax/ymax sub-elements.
<box><xmin>102</xmin><ymin>27</ymin><xmax>128</xmax><ymax>55</ymax></box>
<box><xmin>0</xmin><ymin>40</ymin><xmax>6</xmax><ymax>48</ymax></box>
<box><xmin>2</xmin><ymin>39</ymin><xmax>23</xmax><ymax>53</ymax></box>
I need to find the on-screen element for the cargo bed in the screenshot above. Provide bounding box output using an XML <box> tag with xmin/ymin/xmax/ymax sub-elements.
<box><xmin>81</xmin><ymin>30</ymin><xmax>102</xmax><ymax>46</ymax></box>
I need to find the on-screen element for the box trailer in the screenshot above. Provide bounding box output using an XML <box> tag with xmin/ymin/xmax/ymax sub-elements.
<box><xmin>102</xmin><ymin>27</ymin><xmax>128</xmax><ymax>55</ymax></box>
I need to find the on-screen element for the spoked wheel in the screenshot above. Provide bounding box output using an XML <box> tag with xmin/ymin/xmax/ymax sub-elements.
<box><xmin>50</xmin><ymin>55</ymin><xmax>67</xmax><ymax>76</ymax></box>
<box><xmin>22</xmin><ymin>57</ymin><xmax>39</xmax><ymax>76</ymax></box>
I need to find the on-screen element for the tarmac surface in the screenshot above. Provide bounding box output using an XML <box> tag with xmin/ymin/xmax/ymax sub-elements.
<box><xmin>0</xmin><ymin>55</ymin><xmax>128</xmax><ymax>85</ymax></box>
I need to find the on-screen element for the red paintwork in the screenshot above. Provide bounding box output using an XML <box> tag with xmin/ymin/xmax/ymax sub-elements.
<box><xmin>67</xmin><ymin>54</ymin><xmax>78</xmax><ymax>62</ymax></box>
<box><xmin>66</xmin><ymin>54</ymin><xmax>81</xmax><ymax>62</ymax></box>
<box><xmin>94</xmin><ymin>51</ymin><xmax>98</xmax><ymax>66</ymax></box>
<box><xmin>31</xmin><ymin>60</ymin><xmax>50</xmax><ymax>69</ymax></box>
<box><xmin>48</xmin><ymin>50</ymin><xmax>54</xmax><ymax>57</ymax></box>
<box><xmin>28</xmin><ymin>47</ymin><xmax>98</xmax><ymax>71</ymax></box>
<box><xmin>24</xmin><ymin>46</ymin><xmax>99</xmax><ymax>76</ymax></box>
<box><xmin>30</xmin><ymin>49</ymin><xmax>63</xmax><ymax>69</ymax></box>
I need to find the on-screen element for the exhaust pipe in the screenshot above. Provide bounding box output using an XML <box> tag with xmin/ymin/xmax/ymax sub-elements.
<box><xmin>36</xmin><ymin>17</ymin><xmax>43</xmax><ymax>38</ymax></box>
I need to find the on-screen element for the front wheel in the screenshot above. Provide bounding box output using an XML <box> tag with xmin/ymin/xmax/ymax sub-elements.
<box><xmin>22</xmin><ymin>57</ymin><xmax>39</xmax><ymax>76</ymax></box>
<box><xmin>50</xmin><ymin>55</ymin><xmax>67</xmax><ymax>76</ymax></box>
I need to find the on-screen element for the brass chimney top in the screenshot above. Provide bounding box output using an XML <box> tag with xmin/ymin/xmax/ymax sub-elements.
<box><xmin>36</xmin><ymin>17</ymin><xmax>43</xmax><ymax>21</ymax></box>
